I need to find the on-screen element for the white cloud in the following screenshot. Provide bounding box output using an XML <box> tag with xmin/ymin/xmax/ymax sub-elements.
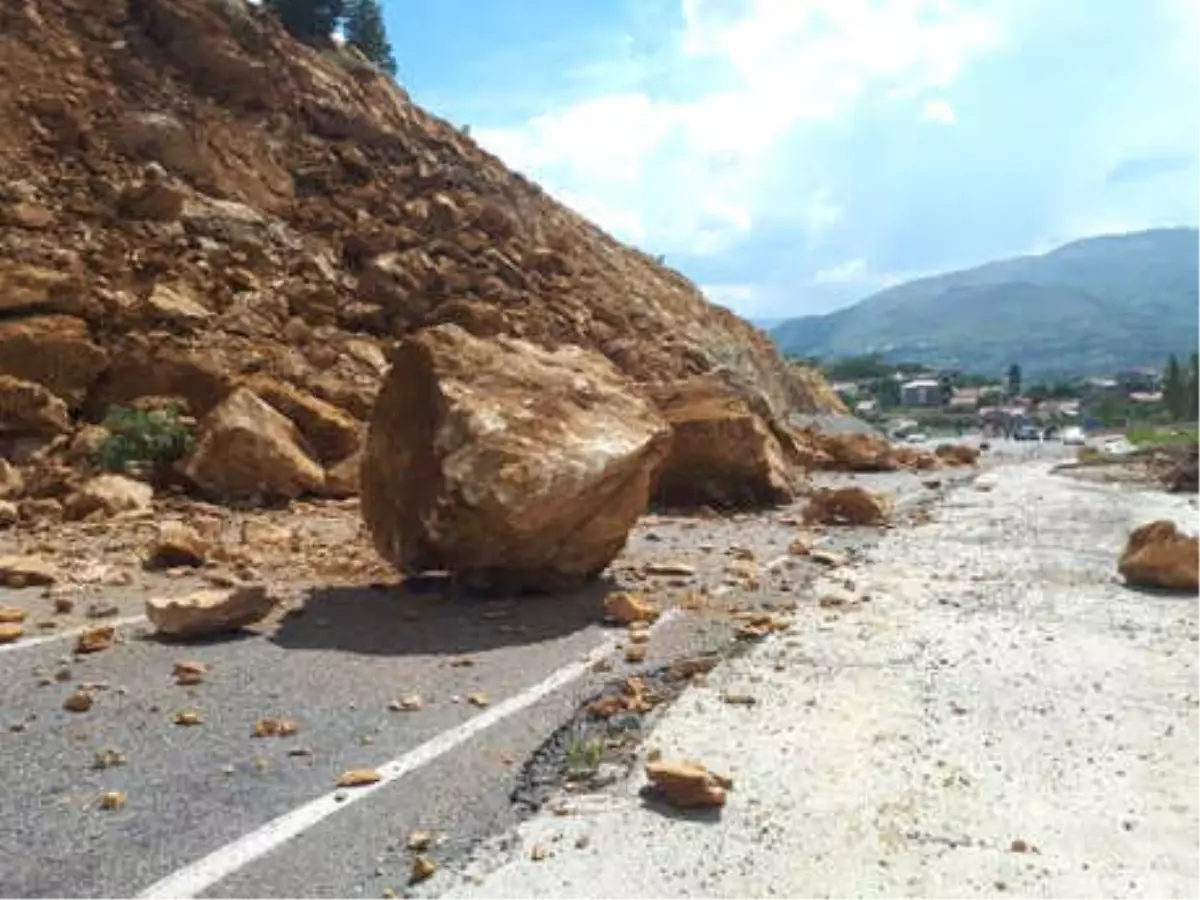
<box><xmin>473</xmin><ymin>0</ymin><xmax>1003</xmax><ymax>257</ymax></box>
<box><xmin>813</xmin><ymin>258</ymin><xmax>868</xmax><ymax>283</ymax></box>
<box><xmin>920</xmin><ymin>99</ymin><xmax>958</xmax><ymax>124</ymax></box>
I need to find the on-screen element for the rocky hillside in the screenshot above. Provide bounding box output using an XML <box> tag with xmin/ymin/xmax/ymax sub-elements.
<box><xmin>0</xmin><ymin>0</ymin><xmax>836</xmax><ymax>495</ymax></box>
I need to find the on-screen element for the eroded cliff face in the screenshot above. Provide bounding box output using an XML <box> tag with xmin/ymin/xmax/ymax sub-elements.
<box><xmin>1</xmin><ymin>0</ymin><xmax>831</xmax><ymax>468</ymax></box>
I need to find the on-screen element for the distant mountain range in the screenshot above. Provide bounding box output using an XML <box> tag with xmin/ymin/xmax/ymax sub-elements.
<box><xmin>770</xmin><ymin>228</ymin><xmax>1199</xmax><ymax>380</ymax></box>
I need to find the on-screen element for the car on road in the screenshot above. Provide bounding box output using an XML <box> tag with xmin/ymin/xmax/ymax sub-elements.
<box><xmin>1098</xmin><ymin>435</ymin><xmax>1137</xmax><ymax>457</ymax></box>
<box><xmin>1060</xmin><ymin>426</ymin><xmax>1086</xmax><ymax>445</ymax></box>
<box><xmin>1013</xmin><ymin>424</ymin><xmax>1041</xmax><ymax>441</ymax></box>
<box><xmin>905</xmin><ymin>432</ymin><xmax>928</xmax><ymax>443</ymax></box>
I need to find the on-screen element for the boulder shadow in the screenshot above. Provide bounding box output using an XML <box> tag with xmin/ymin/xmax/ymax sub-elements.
<box><xmin>636</xmin><ymin>786</ymin><xmax>725</xmax><ymax>823</ymax></box>
<box><xmin>269</xmin><ymin>573</ymin><xmax>621</xmax><ymax>657</ymax></box>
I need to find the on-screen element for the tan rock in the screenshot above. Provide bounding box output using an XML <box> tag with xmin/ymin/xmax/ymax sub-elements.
<box><xmin>65</xmin><ymin>425</ymin><xmax>111</xmax><ymax>463</ymax></box>
<box><xmin>244</xmin><ymin>375</ymin><xmax>363</xmax><ymax>464</ymax></box>
<box><xmin>145</xmin><ymin>520</ymin><xmax>208</xmax><ymax>570</ymax></box>
<box><xmin>0</xmin><ymin>555</ymin><xmax>57</xmax><ymax>588</ymax></box>
<box><xmin>409</xmin><ymin>855</ymin><xmax>437</xmax><ymax>884</ymax></box>
<box><xmin>0</xmin><ymin>459</ymin><xmax>24</xmax><ymax>499</ymax></box>
<box><xmin>181</xmin><ymin>388</ymin><xmax>325</xmax><ymax>500</ymax></box>
<box><xmin>142</xmin><ymin>283</ymin><xmax>213</xmax><ymax>329</ymax></box>
<box><xmin>1118</xmin><ymin>520</ymin><xmax>1199</xmax><ymax>592</ymax></box>
<box><xmin>0</xmin><ymin>622</ymin><xmax>23</xmax><ymax>643</ymax></box>
<box><xmin>644</xmin><ymin>759</ymin><xmax>731</xmax><ymax>809</ymax></box>
<box><xmin>805</xmin><ymin>487</ymin><xmax>891</xmax><ymax>527</ymax></box>
<box><xmin>0</xmin><ymin>315</ymin><xmax>108</xmax><ymax>407</ymax></box>
<box><xmin>252</xmin><ymin>717</ymin><xmax>299</xmax><ymax>737</ymax></box>
<box><xmin>0</xmin><ymin>606</ymin><xmax>26</xmax><ymax>623</ymax></box>
<box><xmin>935</xmin><ymin>443</ymin><xmax>980</xmax><ymax>467</ymax></box>
<box><xmin>0</xmin><ymin>501</ymin><xmax>16</xmax><ymax>529</ymax></box>
<box><xmin>64</xmin><ymin>690</ymin><xmax>95</xmax><ymax>712</ymax></box>
<box><xmin>76</xmin><ymin>626</ymin><xmax>115</xmax><ymax>654</ymax></box>
<box><xmin>337</xmin><ymin>769</ymin><xmax>382</xmax><ymax>787</ymax></box>
<box><xmin>804</xmin><ymin>430</ymin><xmax>899</xmax><ymax>472</ymax></box>
<box><xmin>98</xmin><ymin>790</ymin><xmax>127</xmax><ymax>811</ymax></box>
<box><xmin>63</xmin><ymin>474</ymin><xmax>153</xmax><ymax>521</ymax></box>
<box><xmin>603</xmin><ymin>591</ymin><xmax>659</xmax><ymax>624</ymax></box>
<box><xmin>0</xmin><ymin>375</ymin><xmax>70</xmax><ymax>436</ymax></box>
<box><xmin>646</xmin><ymin>377</ymin><xmax>795</xmax><ymax>510</ymax></box>
<box><xmin>321</xmin><ymin>450</ymin><xmax>362</xmax><ymax>498</ymax></box>
<box><xmin>172</xmin><ymin>660</ymin><xmax>208</xmax><ymax>685</ymax></box>
<box><xmin>360</xmin><ymin>325</ymin><xmax>671</xmax><ymax>592</ymax></box>
<box><xmin>174</xmin><ymin>709</ymin><xmax>204</xmax><ymax>726</ymax></box>
<box><xmin>145</xmin><ymin>585</ymin><xmax>278</xmax><ymax>638</ymax></box>
<box><xmin>241</xmin><ymin>520</ymin><xmax>293</xmax><ymax>547</ymax></box>
<box><xmin>0</xmin><ymin>263</ymin><xmax>77</xmax><ymax>316</ymax></box>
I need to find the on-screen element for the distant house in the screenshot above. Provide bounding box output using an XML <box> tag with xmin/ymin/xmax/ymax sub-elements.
<box><xmin>854</xmin><ymin>399</ymin><xmax>877</xmax><ymax>415</ymax></box>
<box><xmin>947</xmin><ymin>387</ymin><xmax>980</xmax><ymax>411</ymax></box>
<box><xmin>1129</xmin><ymin>391</ymin><xmax>1164</xmax><ymax>404</ymax></box>
<box><xmin>900</xmin><ymin>378</ymin><xmax>941</xmax><ymax>407</ymax></box>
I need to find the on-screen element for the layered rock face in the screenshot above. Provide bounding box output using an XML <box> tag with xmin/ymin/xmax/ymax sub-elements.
<box><xmin>360</xmin><ymin>325</ymin><xmax>672</xmax><ymax>591</ymax></box>
<box><xmin>0</xmin><ymin>0</ymin><xmax>837</xmax><ymax>507</ymax></box>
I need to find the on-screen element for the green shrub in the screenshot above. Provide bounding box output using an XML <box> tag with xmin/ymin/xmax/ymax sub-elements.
<box><xmin>94</xmin><ymin>404</ymin><xmax>195</xmax><ymax>473</ymax></box>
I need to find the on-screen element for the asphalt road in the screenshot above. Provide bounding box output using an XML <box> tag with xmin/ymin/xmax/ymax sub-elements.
<box><xmin>0</xmin><ymin>445</ymin><xmax>1055</xmax><ymax>899</ymax></box>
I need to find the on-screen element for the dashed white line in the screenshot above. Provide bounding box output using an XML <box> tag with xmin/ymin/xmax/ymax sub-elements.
<box><xmin>135</xmin><ymin>553</ymin><xmax>795</xmax><ymax>899</ymax></box>
<box><xmin>0</xmin><ymin>614</ymin><xmax>147</xmax><ymax>655</ymax></box>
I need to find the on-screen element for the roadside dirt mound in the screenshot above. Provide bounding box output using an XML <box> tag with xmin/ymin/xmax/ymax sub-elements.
<box><xmin>0</xmin><ymin>0</ymin><xmax>834</xmax><ymax>512</ymax></box>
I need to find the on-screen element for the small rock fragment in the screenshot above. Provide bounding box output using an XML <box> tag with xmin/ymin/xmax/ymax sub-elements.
<box><xmin>64</xmin><ymin>690</ymin><xmax>94</xmax><ymax>712</ymax></box>
<box><xmin>337</xmin><ymin>769</ymin><xmax>382</xmax><ymax>787</ymax></box>
<box><xmin>98</xmin><ymin>790</ymin><xmax>127</xmax><ymax>811</ymax></box>
<box><xmin>603</xmin><ymin>591</ymin><xmax>658</xmax><ymax>625</ymax></box>
<box><xmin>530</xmin><ymin>844</ymin><xmax>549</xmax><ymax>861</ymax></box>
<box><xmin>252</xmin><ymin>717</ymin><xmax>299</xmax><ymax>737</ymax></box>
<box><xmin>466</xmin><ymin>693</ymin><xmax>490</xmax><ymax>708</ymax></box>
<box><xmin>93</xmin><ymin>748</ymin><xmax>126</xmax><ymax>769</ymax></box>
<box><xmin>409</xmin><ymin>855</ymin><xmax>436</xmax><ymax>884</ymax></box>
<box><xmin>642</xmin><ymin>562</ymin><xmax>695</xmax><ymax>577</ymax></box>
<box><xmin>85</xmin><ymin>602</ymin><xmax>119</xmax><ymax>619</ymax></box>
<box><xmin>75</xmin><ymin>626</ymin><xmax>115</xmax><ymax>654</ymax></box>
<box><xmin>0</xmin><ymin>606</ymin><xmax>27</xmax><ymax>623</ymax></box>
<box><xmin>406</xmin><ymin>830</ymin><xmax>432</xmax><ymax>851</ymax></box>
<box><xmin>388</xmin><ymin>694</ymin><xmax>424</xmax><ymax>712</ymax></box>
<box><xmin>624</xmin><ymin>644</ymin><xmax>648</xmax><ymax>663</ymax></box>
<box><xmin>0</xmin><ymin>622</ymin><xmax>23</xmax><ymax>643</ymax></box>
<box><xmin>174</xmin><ymin>709</ymin><xmax>204</xmax><ymax>726</ymax></box>
<box><xmin>172</xmin><ymin>660</ymin><xmax>208</xmax><ymax>685</ymax></box>
<box><xmin>645</xmin><ymin>759</ymin><xmax>731</xmax><ymax>809</ymax></box>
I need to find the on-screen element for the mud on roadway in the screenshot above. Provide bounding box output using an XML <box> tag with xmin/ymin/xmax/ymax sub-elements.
<box><xmin>0</xmin><ymin>454</ymin><xmax>1001</xmax><ymax>899</ymax></box>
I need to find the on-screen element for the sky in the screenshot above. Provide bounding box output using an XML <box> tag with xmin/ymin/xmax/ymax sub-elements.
<box><xmin>382</xmin><ymin>0</ymin><xmax>1200</xmax><ymax>321</ymax></box>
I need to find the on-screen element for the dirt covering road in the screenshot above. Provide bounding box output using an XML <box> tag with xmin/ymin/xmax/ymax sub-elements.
<box><xmin>438</xmin><ymin>454</ymin><xmax>1199</xmax><ymax>899</ymax></box>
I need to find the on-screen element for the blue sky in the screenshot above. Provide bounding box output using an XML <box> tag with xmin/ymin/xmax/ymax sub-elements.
<box><xmin>382</xmin><ymin>0</ymin><xmax>1199</xmax><ymax>320</ymax></box>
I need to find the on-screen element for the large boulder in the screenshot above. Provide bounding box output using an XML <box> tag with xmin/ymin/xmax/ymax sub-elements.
<box><xmin>644</xmin><ymin>377</ymin><xmax>795</xmax><ymax>510</ymax></box>
<box><xmin>180</xmin><ymin>387</ymin><xmax>325</xmax><ymax>500</ymax></box>
<box><xmin>1118</xmin><ymin>520</ymin><xmax>1198</xmax><ymax>592</ymax></box>
<box><xmin>804</xmin><ymin>486</ymin><xmax>891</xmax><ymax>527</ymax></box>
<box><xmin>360</xmin><ymin>325</ymin><xmax>671</xmax><ymax>592</ymax></box>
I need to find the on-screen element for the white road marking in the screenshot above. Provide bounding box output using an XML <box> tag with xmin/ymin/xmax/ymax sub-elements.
<box><xmin>0</xmin><ymin>614</ymin><xmax>147</xmax><ymax>656</ymax></box>
<box><xmin>135</xmin><ymin>554</ymin><xmax>795</xmax><ymax>899</ymax></box>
